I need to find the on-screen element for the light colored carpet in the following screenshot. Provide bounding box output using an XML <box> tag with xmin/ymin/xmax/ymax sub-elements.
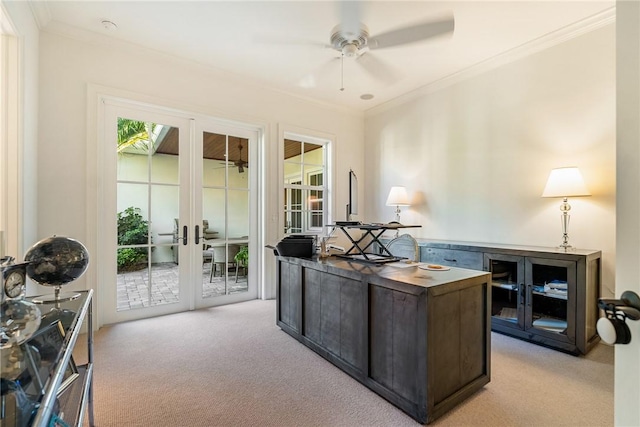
<box><xmin>76</xmin><ymin>299</ymin><xmax>613</xmax><ymax>426</ymax></box>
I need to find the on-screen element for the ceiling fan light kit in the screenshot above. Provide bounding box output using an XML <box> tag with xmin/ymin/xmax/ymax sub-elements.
<box><xmin>330</xmin><ymin>24</ymin><xmax>369</xmax><ymax>56</ymax></box>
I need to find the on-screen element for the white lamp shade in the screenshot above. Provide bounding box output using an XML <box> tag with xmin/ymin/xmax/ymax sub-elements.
<box><xmin>386</xmin><ymin>186</ymin><xmax>410</xmax><ymax>206</ymax></box>
<box><xmin>541</xmin><ymin>167</ymin><xmax>591</xmax><ymax>198</ymax></box>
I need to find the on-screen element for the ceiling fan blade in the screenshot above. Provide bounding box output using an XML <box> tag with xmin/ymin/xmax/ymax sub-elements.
<box><xmin>297</xmin><ymin>56</ymin><xmax>340</xmax><ymax>89</ymax></box>
<box><xmin>369</xmin><ymin>15</ymin><xmax>454</xmax><ymax>50</ymax></box>
<box><xmin>339</xmin><ymin>1</ymin><xmax>363</xmax><ymax>40</ymax></box>
<box><xmin>253</xmin><ymin>33</ymin><xmax>328</xmax><ymax>49</ymax></box>
<box><xmin>356</xmin><ymin>52</ymin><xmax>399</xmax><ymax>84</ymax></box>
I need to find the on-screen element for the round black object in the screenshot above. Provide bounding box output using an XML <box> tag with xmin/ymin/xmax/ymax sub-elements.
<box><xmin>24</xmin><ymin>236</ymin><xmax>89</xmax><ymax>287</ymax></box>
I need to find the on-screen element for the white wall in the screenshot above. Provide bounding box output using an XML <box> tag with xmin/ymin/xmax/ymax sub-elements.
<box><xmin>365</xmin><ymin>24</ymin><xmax>616</xmax><ymax>297</ymax></box>
<box><xmin>615</xmin><ymin>2</ymin><xmax>640</xmax><ymax>425</ymax></box>
<box><xmin>1</xmin><ymin>0</ymin><xmax>39</xmax><ymax>294</ymax></box>
<box><xmin>37</xmin><ymin>29</ymin><xmax>364</xmax><ymax>298</ymax></box>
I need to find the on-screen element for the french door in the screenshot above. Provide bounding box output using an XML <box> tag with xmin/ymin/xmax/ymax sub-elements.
<box><xmin>101</xmin><ymin>100</ymin><xmax>258</xmax><ymax>324</ymax></box>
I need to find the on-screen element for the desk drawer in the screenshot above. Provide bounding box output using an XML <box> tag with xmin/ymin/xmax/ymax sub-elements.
<box><xmin>421</xmin><ymin>248</ymin><xmax>483</xmax><ymax>270</ymax></box>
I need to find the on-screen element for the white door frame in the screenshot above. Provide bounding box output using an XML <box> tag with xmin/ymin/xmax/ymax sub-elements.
<box><xmin>0</xmin><ymin>10</ymin><xmax>21</xmax><ymax>258</ymax></box>
<box><xmin>93</xmin><ymin>93</ymin><xmax>264</xmax><ymax>327</ymax></box>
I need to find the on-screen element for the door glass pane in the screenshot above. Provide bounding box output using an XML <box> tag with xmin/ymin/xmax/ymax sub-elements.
<box><xmin>149</xmin><ymin>249</ymin><xmax>179</xmax><ymax>305</ymax></box>
<box><xmin>490</xmin><ymin>259</ymin><xmax>520</xmax><ymax>325</ymax></box>
<box><xmin>150</xmin><ymin>185</ymin><xmax>179</xmax><ymax>265</ymax></box>
<box><xmin>116</xmin><ymin>247</ymin><xmax>149</xmax><ymax>311</ymax></box>
<box><xmin>229</xmin><ymin>137</ymin><xmax>249</xmax><ymax>187</ymax></box>
<box><xmin>203</xmin><ymin>188</ymin><xmax>225</xmax><ymax>240</ymax></box>
<box><xmin>228</xmin><ymin>190</ymin><xmax>249</xmax><ymax>239</ymax></box>
<box><xmin>228</xmin><ymin>243</ymin><xmax>248</xmax><ymax>294</ymax></box>
<box><xmin>117</xmin><ymin>118</ymin><xmax>150</xmax><ymax>182</ymax></box>
<box><xmin>202</xmin><ymin>243</ymin><xmax>226</xmax><ymax>298</ymax></box>
<box><xmin>150</xmin><ymin>125</ymin><xmax>179</xmax><ymax>184</ymax></box>
<box><xmin>201</xmin><ymin>130</ymin><xmax>250</xmax><ymax>299</ymax></box>
<box><xmin>117</xmin><ymin>117</ymin><xmax>181</xmax><ymax>311</ymax></box>
<box><xmin>204</xmin><ymin>132</ymin><xmax>227</xmax><ymax>187</ymax></box>
<box><xmin>530</xmin><ymin>264</ymin><xmax>569</xmax><ymax>335</ymax></box>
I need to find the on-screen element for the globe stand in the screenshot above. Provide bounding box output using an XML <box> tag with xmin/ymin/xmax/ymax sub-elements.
<box><xmin>32</xmin><ymin>286</ymin><xmax>80</xmax><ymax>304</ymax></box>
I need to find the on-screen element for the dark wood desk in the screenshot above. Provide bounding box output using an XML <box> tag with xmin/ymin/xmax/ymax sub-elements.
<box><xmin>331</xmin><ymin>223</ymin><xmax>421</xmax><ymax>263</ymax></box>
<box><xmin>276</xmin><ymin>256</ymin><xmax>491</xmax><ymax>424</ymax></box>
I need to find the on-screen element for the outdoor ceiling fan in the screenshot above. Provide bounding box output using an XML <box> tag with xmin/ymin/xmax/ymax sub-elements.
<box><xmin>217</xmin><ymin>140</ymin><xmax>248</xmax><ymax>173</ymax></box>
<box><xmin>234</xmin><ymin>142</ymin><xmax>248</xmax><ymax>174</ymax></box>
<box><xmin>300</xmin><ymin>2</ymin><xmax>455</xmax><ymax>90</ymax></box>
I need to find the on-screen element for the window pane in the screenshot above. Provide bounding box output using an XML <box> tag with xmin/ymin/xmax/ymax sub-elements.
<box><xmin>303</xmin><ymin>143</ymin><xmax>324</xmax><ymax>166</ymax></box>
<box><xmin>284</xmin><ymin>162</ymin><xmax>302</xmax><ymax>181</ymax></box>
<box><xmin>284</xmin><ymin>138</ymin><xmax>302</xmax><ymax>158</ymax></box>
<box><xmin>283</xmin><ymin>134</ymin><xmax>328</xmax><ymax>235</ymax></box>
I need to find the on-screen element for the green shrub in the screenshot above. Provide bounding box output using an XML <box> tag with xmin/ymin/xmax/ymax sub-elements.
<box><xmin>117</xmin><ymin>207</ymin><xmax>149</xmax><ymax>272</ymax></box>
<box><xmin>234</xmin><ymin>246</ymin><xmax>248</xmax><ymax>266</ymax></box>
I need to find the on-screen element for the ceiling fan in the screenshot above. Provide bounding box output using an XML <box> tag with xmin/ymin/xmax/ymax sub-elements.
<box><xmin>306</xmin><ymin>3</ymin><xmax>455</xmax><ymax>89</ymax></box>
<box><xmin>223</xmin><ymin>140</ymin><xmax>248</xmax><ymax>173</ymax></box>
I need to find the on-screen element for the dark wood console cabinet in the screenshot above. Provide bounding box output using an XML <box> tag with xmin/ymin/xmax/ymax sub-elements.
<box><xmin>419</xmin><ymin>240</ymin><xmax>601</xmax><ymax>355</ymax></box>
<box><xmin>276</xmin><ymin>256</ymin><xmax>491</xmax><ymax>424</ymax></box>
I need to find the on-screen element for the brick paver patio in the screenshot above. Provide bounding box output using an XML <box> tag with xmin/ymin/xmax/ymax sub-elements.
<box><xmin>116</xmin><ymin>261</ymin><xmax>248</xmax><ymax>311</ymax></box>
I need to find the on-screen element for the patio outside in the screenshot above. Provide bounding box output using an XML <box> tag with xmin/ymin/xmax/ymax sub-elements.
<box><xmin>117</xmin><ymin>260</ymin><xmax>248</xmax><ymax>311</ymax></box>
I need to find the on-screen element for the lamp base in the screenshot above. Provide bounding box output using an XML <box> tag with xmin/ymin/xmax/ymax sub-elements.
<box><xmin>557</xmin><ymin>243</ymin><xmax>576</xmax><ymax>252</ymax></box>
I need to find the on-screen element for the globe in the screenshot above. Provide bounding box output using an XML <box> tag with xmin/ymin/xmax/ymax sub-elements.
<box><xmin>24</xmin><ymin>236</ymin><xmax>89</xmax><ymax>302</ymax></box>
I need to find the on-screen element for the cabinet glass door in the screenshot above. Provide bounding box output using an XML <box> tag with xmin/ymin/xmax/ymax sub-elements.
<box><xmin>525</xmin><ymin>257</ymin><xmax>576</xmax><ymax>343</ymax></box>
<box><xmin>485</xmin><ymin>253</ymin><xmax>525</xmax><ymax>330</ymax></box>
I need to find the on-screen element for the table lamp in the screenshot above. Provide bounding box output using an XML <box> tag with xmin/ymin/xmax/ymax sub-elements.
<box><xmin>386</xmin><ymin>186</ymin><xmax>410</xmax><ymax>223</ymax></box>
<box><xmin>541</xmin><ymin>167</ymin><xmax>591</xmax><ymax>251</ymax></box>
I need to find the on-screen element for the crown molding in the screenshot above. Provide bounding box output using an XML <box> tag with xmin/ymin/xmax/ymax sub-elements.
<box><xmin>40</xmin><ymin>21</ymin><xmax>364</xmax><ymax>119</ymax></box>
<box><xmin>27</xmin><ymin>0</ymin><xmax>51</xmax><ymax>29</ymax></box>
<box><xmin>366</xmin><ymin>5</ymin><xmax>616</xmax><ymax>117</ymax></box>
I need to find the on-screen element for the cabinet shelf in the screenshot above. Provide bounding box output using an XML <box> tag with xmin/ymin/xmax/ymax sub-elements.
<box><xmin>532</xmin><ymin>317</ymin><xmax>568</xmax><ymax>333</ymax></box>
<box><xmin>491</xmin><ymin>282</ymin><xmax>518</xmax><ymax>291</ymax></box>
<box><xmin>532</xmin><ymin>290</ymin><xmax>568</xmax><ymax>301</ymax></box>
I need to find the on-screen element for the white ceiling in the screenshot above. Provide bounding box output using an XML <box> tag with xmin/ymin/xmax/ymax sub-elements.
<box><xmin>30</xmin><ymin>1</ymin><xmax>614</xmax><ymax>111</ymax></box>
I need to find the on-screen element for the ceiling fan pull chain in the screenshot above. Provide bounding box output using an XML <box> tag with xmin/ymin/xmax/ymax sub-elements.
<box><xmin>340</xmin><ymin>53</ymin><xmax>345</xmax><ymax>92</ymax></box>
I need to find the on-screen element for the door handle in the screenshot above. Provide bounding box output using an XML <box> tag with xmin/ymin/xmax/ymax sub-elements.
<box><xmin>195</xmin><ymin>225</ymin><xmax>200</xmax><ymax>245</ymax></box>
<box><xmin>182</xmin><ymin>225</ymin><xmax>188</xmax><ymax>245</ymax></box>
<box><xmin>519</xmin><ymin>283</ymin><xmax>526</xmax><ymax>305</ymax></box>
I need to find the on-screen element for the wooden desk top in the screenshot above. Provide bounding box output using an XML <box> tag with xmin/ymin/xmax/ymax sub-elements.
<box><xmin>281</xmin><ymin>255</ymin><xmax>489</xmax><ymax>292</ymax></box>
